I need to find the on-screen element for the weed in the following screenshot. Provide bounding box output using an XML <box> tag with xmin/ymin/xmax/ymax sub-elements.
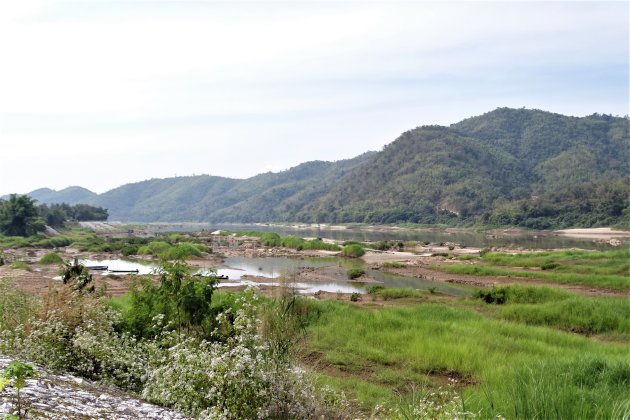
<box><xmin>39</xmin><ymin>252</ymin><xmax>63</xmax><ymax>265</ymax></box>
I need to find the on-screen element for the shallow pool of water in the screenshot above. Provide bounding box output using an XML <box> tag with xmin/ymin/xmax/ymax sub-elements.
<box><xmin>77</xmin><ymin>257</ymin><xmax>469</xmax><ymax>296</ymax></box>
<box><xmin>222</xmin><ymin>257</ymin><xmax>469</xmax><ymax>296</ymax></box>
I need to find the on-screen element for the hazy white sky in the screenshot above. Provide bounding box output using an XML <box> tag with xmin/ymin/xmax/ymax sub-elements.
<box><xmin>1</xmin><ymin>1</ymin><xmax>627</xmax><ymax>196</ymax></box>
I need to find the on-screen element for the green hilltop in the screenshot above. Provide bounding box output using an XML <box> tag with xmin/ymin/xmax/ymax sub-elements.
<box><xmin>20</xmin><ymin>108</ymin><xmax>630</xmax><ymax>228</ymax></box>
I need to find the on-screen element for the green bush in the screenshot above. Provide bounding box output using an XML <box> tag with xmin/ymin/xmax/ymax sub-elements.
<box><xmin>119</xmin><ymin>261</ymin><xmax>218</xmax><ymax>339</ymax></box>
<box><xmin>367</xmin><ymin>285</ymin><xmax>385</xmax><ymax>294</ymax></box>
<box><xmin>39</xmin><ymin>252</ymin><xmax>63</xmax><ymax>265</ymax></box>
<box><xmin>281</xmin><ymin>236</ymin><xmax>304</xmax><ymax>250</ymax></box>
<box><xmin>475</xmin><ymin>287</ymin><xmax>508</xmax><ymax>304</ymax></box>
<box><xmin>370</xmin><ymin>241</ymin><xmax>393</xmax><ymax>251</ymax></box>
<box><xmin>120</xmin><ymin>244</ymin><xmax>139</xmax><ymax>256</ymax></box>
<box><xmin>301</xmin><ymin>239</ymin><xmax>340</xmax><ymax>251</ymax></box>
<box><xmin>342</xmin><ymin>244</ymin><xmax>365</xmax><ymax>258</ymax></box>
<box><xmin>347</xmin><ymin>268</ymin><xmax>366</xmax><ymax>280</ymax></box>
<box><xmin>541</xmin><ymin>262</ymin><xmax>559</xmax><ymax>270</ymax></box>
<box><xmin>260</xmin><ymin>232</ymin><xmax>282</xmax><ymax>247</ymax></box>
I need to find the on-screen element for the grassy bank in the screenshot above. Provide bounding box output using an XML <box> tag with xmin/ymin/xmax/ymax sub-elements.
<box><xmin>235</xmin><ymin>231</ymin><xmax>341</xmax><ymax>251</ymax></box>
<box><xmin>303</xmin><ymin>299</ymin><xmax>630</xmax><ymax>418</ymax></box>
<box><xmin>440</xmin><ymin>249</ymin><xmax>630</xmax><ymax>290</ymax></box>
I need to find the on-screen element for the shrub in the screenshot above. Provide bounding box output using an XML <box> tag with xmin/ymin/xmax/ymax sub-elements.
<box><xmin>347</xmin><ymin>268</ymin><xmax>366</xmax><ymax>279</ymax></box>
<box><xmin>260</xmin><ymin>232</ymin><xmax>282</xmax><ymax>247</ymax></box>
<box><xmin>342</xmin><ymin>244</ymin><xmax>365</xmax><ymax>258</ymax></box>
<box><xmin>370</xmin><ymin>241</ymin><xmax>392</xmax><ymax>251</ymax></box>
<box><xmin>39</xmin><ymin>252</ymin><xmax>63</xmax><ymax>265</ymax></box>
<box><xmin>142</xmin><ymin>291</ymin><xmax>326</xmax><ymax>418</ymax></box>
<box><xmin>281</xmin><ymin>236</ymin><xmax>304</xmax><ymax>250</ymax></box>
<box><xmin>120</xmin><ymin>244</ymin><xmax>139</xmax><ymax>256</ymax></box>
<box><xmin>119</xmin><ymin>261</ymin><xmax>219</xmax><ymax>339</ymax></box>
<box><xmin>541</xmin><ymin>262</ymin><xmax>559</xmax><ymax>270</ymax></box>
<box><xmin>476</xmin><ymin>285</ymin><xmax>572</xmax><ymax>305</ymax></box>
<box><xmin>479</xmin><ymin>248</ymin><xmax>492</xmax><ymax>257</ymax></box>
<box><xmin>474</xmin><ymin>287</ymin><xmax>508</xmax><ymax>304</ymax></box>
<box><xmin>301</xmin><ymin>239</ymin><xmax>340</xmax><ymax>251</ymax></box>
<box><xmin>367</xmin><ymin>285</ymin><xmax>385</xmax><ymax>294</ymax></box>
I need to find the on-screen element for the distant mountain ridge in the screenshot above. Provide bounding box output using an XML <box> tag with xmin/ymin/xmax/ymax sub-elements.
<box><xmin>13</xmin><ymin>108</ymin><xmax>630</xmax><ymax>228</ymax></box>
<box><xmin>3</xmin><ymin>186</ymin><xmax>97</xmax><ymax>205</ymax></box>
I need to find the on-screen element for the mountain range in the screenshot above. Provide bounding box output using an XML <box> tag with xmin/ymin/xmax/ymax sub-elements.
<box><xmin>10</xmin><ymin>108</ymin><xmax>630</xmax><ymax>228</ymax></box>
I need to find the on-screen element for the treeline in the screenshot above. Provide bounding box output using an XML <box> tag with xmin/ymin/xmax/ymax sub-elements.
<box><xmin>485</xmin><ymin>180</ymin><xmax>630</xmax><ymax>229</ymax></box>
<box><xmin>0</xmin><ymin>194</ymin><xmax>108</xmax><ymax>237</ymax></box>
<box><xmin>39</xmin><ymin>202</ymin><xmax>109</xmax><ymax>228</ymax></box>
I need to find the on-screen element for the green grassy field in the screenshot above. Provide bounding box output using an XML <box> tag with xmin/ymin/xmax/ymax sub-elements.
<box><xmin>303</xmin><ymin>298</ymin><xmax>630</xmax><ymax>418</ymax></box>
<box><xmin>441</xmin><ymin>249</ymin><xmax>630</xmax><ymax>290</ymax></box>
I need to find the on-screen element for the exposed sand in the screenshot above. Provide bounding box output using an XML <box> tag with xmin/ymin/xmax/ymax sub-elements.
<box><xmin>553</xmin><ymin>228</ymin><xmax>630</xmax><ymax>239</ymax></box>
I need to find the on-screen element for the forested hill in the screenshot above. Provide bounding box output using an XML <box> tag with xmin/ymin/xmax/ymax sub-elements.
<box><xmin>295</xmin><ymin>108</ymin><xmax>629</xmax><ymax>228</ymax></box>
<box><xmin>87</xmin><ymin>152</ymin><xmax>377</xmax><ymax>222</ymax></box>
<box><xmin>4</xmin><ymin>187</ymin><xmax>97</xmax><ymax>205</ymax></box>
<box><xmin>17</xmin><ymin>108</ymin><xmax>630</xmax><ymax>228</ymax></box>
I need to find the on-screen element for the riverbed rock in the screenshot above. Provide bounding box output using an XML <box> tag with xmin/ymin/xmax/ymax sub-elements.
<box><xmin>0</xmin><ymin>357</ymin><xmax>188</xmax><ymax>419</ymax></box>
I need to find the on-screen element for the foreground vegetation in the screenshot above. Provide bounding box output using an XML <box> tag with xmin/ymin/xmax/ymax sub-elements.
<box><xmin>0</xmin><ymin>263</ymin><xmax>344</xmax><ymax>418</ymax></box>
<box><xmin>305</xmin><ymin>297</ymin><xmax>630</xmax><ymax>418</ymax></box>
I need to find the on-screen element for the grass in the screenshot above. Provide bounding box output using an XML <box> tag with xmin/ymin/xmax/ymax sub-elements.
<box><xmin>439</xmin><ymin>249</ymin><xmax>630</xmax><ymax>290</ymax></box>
<box><xmin>303</xmin><ymin>299</ymin><xmax>630</xmax><ymax>417</ymax></box>
<box><xmin>470</xmin><ymin>285</ymin><xmax>630</xmax><ymax>338</ymax></box>
<box><xmin>233</xmin><ymin>231</ymin><xmax>341</xmax><ymax>251</ymax></box>
<box><xmin>39</xmin><ymin>252</ymin><xmax>63</xmax><ymax>265</ymax></box>
<box><xmin>342</xmin><ymin>244</ymin><xmax>365</xmax><ymax>258</ymax></box>
<box><xmin>9</xmin><ymin>261</ymin><xmax>31</xmax><ymax>271</ymax></box>
<box><xmin>346</xmin><ymin>268</ymin><xmax>366</xmax><ymax>280</ymax></box>
<box><xmin>0</xmin><ymin>233</ymin><xmax>72</xmax><ymax>249</ymax></box>
<box><xmin>137</xmin><ymin>241</ymin><xmax>207</xmax><ymax>259</ymax></box>
<box><xmin>367</xmin><ymin>287</ymin><xmax>427</xmax><ymax>300</ymax></box>
<box><xmin>382</xmin><ymin>261</ymin><xmax>405</xmax><ymax>268</ymax></box>
<box><xmin>0</xmin><ymin>279</ymin><xmax>35</xmax><ymax>330</ymax></box>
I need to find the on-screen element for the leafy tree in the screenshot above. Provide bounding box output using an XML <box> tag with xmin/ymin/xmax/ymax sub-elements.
<box><xmin>0</xmin><ymin>194</ymin><xmax>45</xmax><ymax>236</ymax></box>
<box><xmin>121</xmin><ymin>260</ymin><xmax>219</xmax><ymax>339</ymax></box>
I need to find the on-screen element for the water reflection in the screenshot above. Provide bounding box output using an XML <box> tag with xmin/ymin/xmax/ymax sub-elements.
<box><xmin>78</xmin><ymin>257</ymin><xmax>469</xmax><ymax>296</ymax></box>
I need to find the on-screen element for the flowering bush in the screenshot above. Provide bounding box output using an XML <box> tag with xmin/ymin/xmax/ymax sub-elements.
<box><xmin>373</xmin><ymin>381</ymin><xmax>478</xmax><ymax>419</ymax></box>
<box><xmin>143</xmin><ymin>290</ymin><xmax>322</xmax><ymax>419</ymax></box>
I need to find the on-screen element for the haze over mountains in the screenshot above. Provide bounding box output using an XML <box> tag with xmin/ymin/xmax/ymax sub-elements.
<box><xmin>14</xmin><ymin>108</ymin><xmax>630</xmax><ymax>229</ymax></box>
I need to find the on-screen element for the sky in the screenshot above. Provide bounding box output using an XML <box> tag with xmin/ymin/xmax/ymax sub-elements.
<box><xmin>0</xmin><ymin>1</ymin><xmax>627</xmax><ymax>196</ymax></box>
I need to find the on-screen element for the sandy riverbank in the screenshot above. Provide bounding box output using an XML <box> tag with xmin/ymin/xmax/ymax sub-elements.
<box><xmin>553</xmin><ymin>228</ymin><xmax>630</xmax><ymax>239</ymax></box>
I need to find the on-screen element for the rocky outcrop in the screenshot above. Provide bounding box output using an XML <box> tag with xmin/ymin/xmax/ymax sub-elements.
<box><xmin>0</xmin><ymin>357</ymin><xmax>188</xmax><ymax>419</ymax></box>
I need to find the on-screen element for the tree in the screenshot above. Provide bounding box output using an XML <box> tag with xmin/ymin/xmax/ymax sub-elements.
<box><xmin>0</xmin><ymin>194</ymin><xmax>45</xmax><ymax>236</ymax></box>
